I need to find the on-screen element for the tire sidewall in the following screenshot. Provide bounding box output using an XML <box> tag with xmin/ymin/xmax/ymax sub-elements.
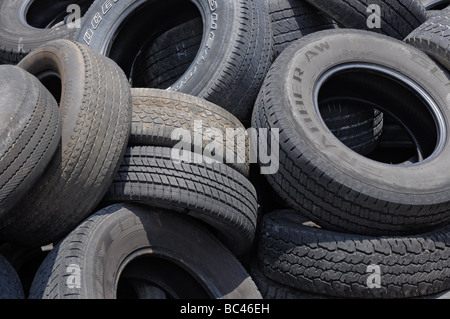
<box><xmin>74</xmin><ymin>0</ymin><xmax>232</xmax><ymax>96</ymax></box>
<box><xmin>276</xmin><ymin>30</ymin><xmax>450</xmax><ymax>203</ymax></box>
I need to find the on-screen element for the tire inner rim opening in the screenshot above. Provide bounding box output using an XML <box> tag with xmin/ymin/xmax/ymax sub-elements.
<box><xmin>313</xmin><ymin>63</ymin><xmax>446</xmax><ymax>166</ymax></box>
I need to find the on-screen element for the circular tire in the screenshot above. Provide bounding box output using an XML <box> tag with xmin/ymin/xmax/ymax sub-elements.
<box><xmin>29</xmin><ymin>203</ymin><xmax>262</xmax><ymax>299</ymax></box>
<box><xmin>405</xmin><ymin>13</ymin><xmax>450</xmax><ymax>71</ymax></box>
<box><xmin>0</xmin><ymin>39</ymin><xmax>132</xmax><ymax>247</ymax></box>
<box><xmin>0</xmin><ymin>254</ymin><xmax>25</xmax><ymax>299</ymax></box>
<box><xmin>0</xmin><ymin>65</ymin><xmax>61</xmax><ymax>222</ymax></box>
<box><xmin>423</xmin><ymin>0</ymin><xmax>450</xmax><ymax>10</ymax></box>
<box><xmin>130</xmin><ymin>88</ymin><xmax>250</xmax><ymax>177</ymax></box>
<box><xmin>73</xmin><ymin>0</ymin><xmax>274</xmax><ymax>123</ymax></box>
<box><xmin>0</xmin><ymin>0</ymin><xmax>93</xmax><ymax>64</ymax></box>
<box><xmin>132</xmin><ymin>18</ymin><xmax>203</xmax><ymax>89</ymax></box>
<box><xmin>104</xmin><ymin>146</ymin><xmax>258</xmax><ymax>256</ymax></box>
<box><xmin>304</xmin><ymin>0</ymin><xmax>427</xmax><ymax>39</ymax></box>
<box><xmin>258</xmin><ymin>211</ymin><xmax>450</xmax><ymax>299</ymax></box>
<box><xmin>252</xmin><ymin>29</ymin><xmax>450</xmax><ymax>236</ymax></box>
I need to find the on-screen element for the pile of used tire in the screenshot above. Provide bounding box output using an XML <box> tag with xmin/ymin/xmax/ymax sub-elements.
<box><xmin>0</xmin><ymin>0</ymin><xmax>449</xmax><ymax>300</ymax></box>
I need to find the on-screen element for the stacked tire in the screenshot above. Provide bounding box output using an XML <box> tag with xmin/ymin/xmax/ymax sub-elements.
<box><xmin>251</xmin><ymin>0</ymin><xmax>450</xmax><ymax>299</ymax></box>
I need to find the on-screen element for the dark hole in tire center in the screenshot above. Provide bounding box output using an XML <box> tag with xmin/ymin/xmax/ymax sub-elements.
<box><xmin>316</xmin><ymin>66</ymin><xmax>441</xmax><ymax>165</ymax></box>
<box><xmin>25</xmin><ymin>0</ymin><xmax>94</xmax><ymax>29</ymax></box>
<box><xmin>104</xmin><ymin>0</ymin><xmax>203</xmax><ymax>86</ymax></box>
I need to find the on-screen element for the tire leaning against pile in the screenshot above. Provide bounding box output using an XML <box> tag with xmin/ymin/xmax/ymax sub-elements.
<box><xmin>74</xmin><ymin>0</ymin><xmax>273</xmax><ymax>123</ymax></box>
<box><xmin>252</xmin><ymin>29</ymin><xmax>450</xmax><ymax>236</ymax></box>
<box><xmin>0</xmin><ymin>65</ymin><xmax>61</xmax><ymax>223</ymax></box>
<box><xmin>0</xmin><ymin>39</ymin><xmax>132</xmax><ymax>247</ymax></box>
<box><xmin>29</xmin><ymin>203</ymin><xmax>262</xmax><ymax>299</ymax></box>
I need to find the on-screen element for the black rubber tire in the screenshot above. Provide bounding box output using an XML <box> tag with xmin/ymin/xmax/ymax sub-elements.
<box><xmin>304</xmin><ymin>0</ymin><xmax>427</xmax><ymax>39</ymax></box>
<box><xmin>0</xmin><ymin>254</ymin><xmax>25</xmax><ymax>299</ymax></box>
<box><xmin>258</xmin><ymin>210</ymin><xmax>450</xmax><ymax>299</ymax></box>
<box><xmin>405</xmin><ymin>13</ymin><xmax>450</xmax><ymax>71</ymax></box>
<box><xmin>0</xmin><ymin>243</ymin><xmax>50</xmax><ymax>298</ymax></box>
<box><xmin>130</xmin><ymin>88</ymin><xmax>250</xmax><ymax>177</ymax></box>
<box><xmin>252</xmin><ymin>29</ymin><xmax>450</xmax><ymax>236</ymax></box>
<box><xmin>268</xmin><ymin>0</ymin><xmax>383</xmax><ymax>156</ymax></box>
<box><xmin>132</xmin><ymin>18</ymin><xmax>203</xmax><ymax>89</ymax></box>
<box><xmin>73</xmin><ymin>0</ymin><xmax>273</xmax><ymax>123</ymax></box>
<box><xmin>0</xmin><ymin>0</ymin><xmax>94</xmax><ymax>64</ymax></box>
<box><xmin>29</xmin><ymin>203</ymin><xmax>262</xmax><ymax>299</ymax></box>
<box><xmin>0</xmin><ymin>65</ymin><xmax>61</xmax><ymax>222</ymax></box>
<box><xmin>0</xmin><ymin>39</ymin><xmax>132</xmax><ymax>247</ymax></box>
<box><xmin>103</xmin><ymin>146</ymin><xmax>258</xmax><ymax>256</ymax></box>
<box><xmin>268</xmin><ymin>0</ymin><xmax>337</xmax><ymax>58</ymax></box>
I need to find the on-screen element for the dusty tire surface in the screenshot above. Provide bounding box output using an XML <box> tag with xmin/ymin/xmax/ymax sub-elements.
<box><xmin>305</xmin><ymin>0</ymin><xmax>428</xmax><ymax>39</ymax></box>
<box><xmin>74</xmin><ymin>0</ymin><xmax>274</xmax><ymax>123</ymax></box>
<box><xmin>258</xmin><ymin>211</ymin><xmax>450</xmax><ymax>299</ymax></box>
<box><xmin>0</xmin><ymin>39</ymin><xmax>132</xmax><ymax>247</ymax></box>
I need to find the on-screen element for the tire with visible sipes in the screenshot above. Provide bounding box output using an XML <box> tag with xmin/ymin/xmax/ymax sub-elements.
<box><xmin>0</xmin><ymin>254</ymin><xmax>25</xmax><ymax>299</ymax></box>
<box><xmin>132</xmin><ymin>18</ymin><xmax>203</xmax><ymax>90</ymax></box>
<box><xmin>29</xmin><ymin>203</ymin><xmax>262</xmax><ymax>299</ymax></box>
<box><xmin>74</xmin><ymin>0</ymin><xmax>273</xmax><ymax>123</ymax></box>
<box><xmin>252</xmin><ymin>29</ymin><xmax>450</xmax><ymax>236</ymax></box>
<box><xmin>258</xmin><ymin>211</ymin><xmax>450</xmax><ymax>299</ymax></box>
<box><xmin>304</xmin><ymin>0</ymin><xmax>428</xmax><ymax>39</ymax></box>
<box><xmin>0</xmin><ymin>39</ymin><xmax>132</xmax><ymax>247</ymax></box>
<box><xmin>268</xmin><ymin>0</ymin><xmax>336</xmax><ymax>58</ymax></box>
<box><xmin>0</xmin><ymin>0</ymin><xmax>94</xmax><ymax>64</ymax></box>
<box><xmin>103</xmin><ymin>146</ymin><xmax>258</xmax><ymax>256</ymax></box>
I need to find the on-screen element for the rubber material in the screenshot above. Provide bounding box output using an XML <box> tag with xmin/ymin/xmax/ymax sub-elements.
<box><xmin>103</xmin><ymin>146</ymin><xmax>258</xmax><ymax>256</ymax></box>
<box><xmin>29</xmin><ymin>203</ymin><xmax>262</xmax><ymax>299</ymax></box>
<box><xmin>130</xmin><ymin>88</ymin><xmax>250</xmax><ymax>177</ymax></box>
<box><xmin>0</xmin><ymin>65</ymin><xmax>61</xmax><ymax>222</ymax></box>
<box><xmin>0</xmin><ymin>39</ymin><xmax>132</xmax><ymax>247</ymax></box>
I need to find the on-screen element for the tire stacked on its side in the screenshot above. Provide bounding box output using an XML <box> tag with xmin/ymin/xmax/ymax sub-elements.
<box><xmin>251</xmin><ymin>26</ymin><xmax>450</xmax><ymax>299</ymax></box>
